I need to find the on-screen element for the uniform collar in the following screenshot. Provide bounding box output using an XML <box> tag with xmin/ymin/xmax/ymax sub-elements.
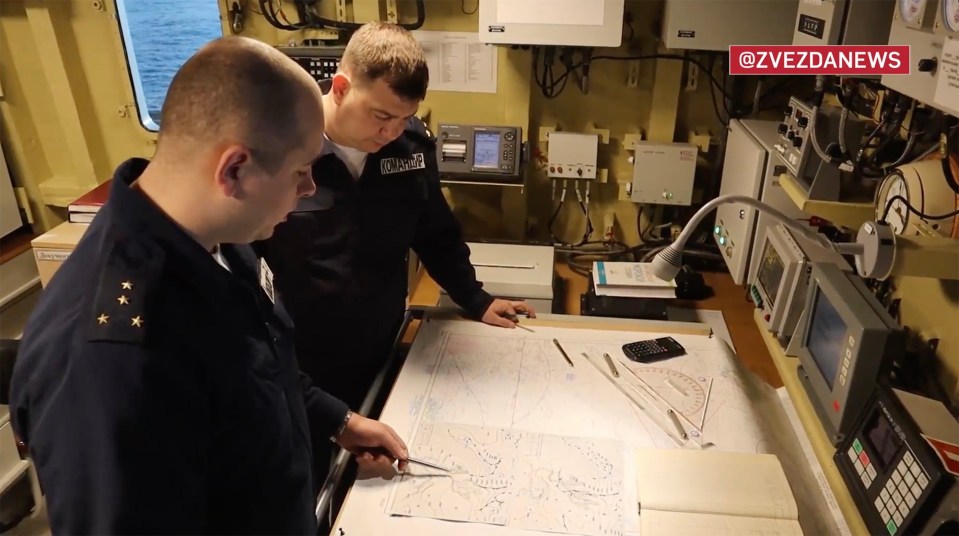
<box><xmin>108</xmin><ymin>158</ymin><xmax>257</xmax><ymax>283</ymax></box>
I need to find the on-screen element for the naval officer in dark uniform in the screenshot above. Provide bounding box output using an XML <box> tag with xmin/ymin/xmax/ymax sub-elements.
<box><xmin>258</xmin><ymin>22</ymin><xmax>537</xmax><ymax>418</ymax></box>
<box><xmin>9</xmin><ymin>36</ymin><xmax>408</xmax><ymax>534</ymax></box>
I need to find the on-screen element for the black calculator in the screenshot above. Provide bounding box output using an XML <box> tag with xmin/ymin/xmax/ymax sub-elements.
<box><xmin>622</xmin><ymin>337</ymin><xmax>686</xmax><ymax>363</ymax></box>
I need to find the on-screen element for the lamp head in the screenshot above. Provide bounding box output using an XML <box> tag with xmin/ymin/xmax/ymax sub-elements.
<box><xmin>651</xmin><ymin>245</ymin><xmax>684</xmax><ymax>281</ymax></box>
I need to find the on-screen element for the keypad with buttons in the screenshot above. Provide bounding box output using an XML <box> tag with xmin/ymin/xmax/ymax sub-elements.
<box><xmin>306</xmin><ymin>58</ymin><xmax>340</xmax><ymax>81</ymax></box>
<box><xmin>847</xmin><ymin>438</ymin><xmax>929</xmax><ymax>536</ymax></box>
<box><xmin>287</xmin><ymin>56</ymin><xmax>342</xmax><ymax>83</ymax></box>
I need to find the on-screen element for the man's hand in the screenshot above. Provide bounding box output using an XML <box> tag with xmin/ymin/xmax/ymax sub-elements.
<box><xmin>334</xmin><ymin>413</ymin><xmax>409</xmax><ymax>473</ymax></box>
<box><xmin>481</xmin><ymin>299</ymin><xmax>537</xmax><ymax>328</ymax></box>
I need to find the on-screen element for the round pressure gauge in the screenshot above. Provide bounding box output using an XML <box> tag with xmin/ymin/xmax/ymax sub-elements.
<box><xmin>900</xmin><ymin>0</ymin><xmax>926</xmax><ymax>23</ymax></box>
<box><xmin>942</xmin><ymin>0</ymin><xmax>959</xmax><ymax>33</ymax></box>
<box><xmin>875</xmin><ymin>160</ymin><xmax>958</xmax><ymax>237</ymax></box>
<box><xmin>876</xmin><ymin>172</ymin><xmax>910</xmax><ymax>235</ymax></box>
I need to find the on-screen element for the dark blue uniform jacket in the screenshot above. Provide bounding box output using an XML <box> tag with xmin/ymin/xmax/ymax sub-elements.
<box><xmin>258</xmin><ymin>86</ymin><xmax>493</xmax><ymax>408</ymax></box>
<box><xmin>10</xmin><ymin>158</ymin><xmax>349</xmax><ymax>534</ymax></box>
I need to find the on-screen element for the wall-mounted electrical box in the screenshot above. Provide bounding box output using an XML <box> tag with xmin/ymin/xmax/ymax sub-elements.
<box><xmin>881</xmin><ymin>1</ymin><xmax>955</xmax><ymax>116</ymax></box>
<box><xmin>629</xmin><ymin>142</ymin><xmax>697</xmax><ymax>206</ymax></box>
<box><xmin>478</xmin><ymin>0</ymin><xmax>625</xmax><ymax>47</ymax></box>
<box><xmin>662</xmin><ymin>0</ymin><xmax>799</xmax><ymax>51</ymax></box>
<box><xmin>792</xmin><ymin>0</ymin><xmax>895</xmax><ymax>47</ymax></box>
<box><xmin>547</xmin><ymin>132</ymin><xmax>599</xmax><ymax>180</ymax></box>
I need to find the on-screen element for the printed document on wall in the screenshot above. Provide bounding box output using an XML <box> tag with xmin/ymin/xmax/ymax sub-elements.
<box><xmin>413</xmin><ymin>31</ymin><xmax>497</xmax><ymax>94</ymax></box>
<box><xmin>934</xmin><ymin>38</ymin><xmax>959</xmax><ymax>117</ymax></box>
<box><xmin>496</xmin><ymin>0</ymin><xmax>606</xmax><ymax>26</ymax></box>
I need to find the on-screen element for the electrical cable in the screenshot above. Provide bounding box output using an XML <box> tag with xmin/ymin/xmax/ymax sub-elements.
<box><xmin>548</xmin><ymin>180</ymin><xmax>569</xmax><ymax>245</ymax></box>
<box><xmin>260</xmin><ymin>0</ymin><xmax>304</xmax><ymax>31</ymax></box>
<box><xmin>572</xmin><ymin>181</ymin><xmax>590</xmax><ymax>246</ymax></box>
<box><xmin>535</xmin><ymin>52</ymin><xmax>736</xmax><ymax>103</ymax></box>
<box><xmin>260</xmin><ymin>0</ymin><xmax>425</xmax><ymax>31</ymax></box>
<box><xmin>885</xmin><ymin>133</ymin><xmax>918</xmax><ymax>169</ymax></box>
<box><xmin>583</xmin><ymin>181</ymin><xmax>593</xmax><ymax>245</ymax></box>
<box><xmin>838</xmin><ymin>107</ymin><xmax>849</xmax><ymax>156</ymax></box>
<box><xmin>751</xmin><ymin>79</ymin><xmax>763</xmax><ymax>120</ymax></box>
<box><xmin>808</xmin><ymin>105</ymin><xmax>850</xmax><ymax>169</ymax></box>
<box><xmin>708</xmin><ymin>55</ymin><xmax>729</xmax><ymax>126</ymax></box>
<box><xmin>879</xmin><ymin>195</ymin><xmax>959</xmax><ymax>225</ymax></box>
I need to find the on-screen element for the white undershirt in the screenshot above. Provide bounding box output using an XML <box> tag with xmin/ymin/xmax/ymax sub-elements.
<box><xmin>211</xmin><ymin>245</ymin><xmax>231</xmax><ymax>273</ymax></box>
<box><xmin>326</xmin><ymin>136</ymin><xmax>369</xmax><ymax>180</ymax></box>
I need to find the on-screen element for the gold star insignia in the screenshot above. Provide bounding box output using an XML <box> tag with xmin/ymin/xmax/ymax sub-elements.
<box><xmin>121</xmin><ymin>281</ymin><xmax>133</xmax><ymax>290</ymax></box>
<box><xmin>117</xmin><ymin>295</ymin><xmax>130</xmax><ymax>305</ymax></box>
<box><xmin>97</xmin><ymin>314</ymin><xmax>109</xmax><ymax>325</ymax></box>
<box><xmin>131</xmin><ymin>316</ymin><xmax>143</xmax><ymax>327</ymax></box>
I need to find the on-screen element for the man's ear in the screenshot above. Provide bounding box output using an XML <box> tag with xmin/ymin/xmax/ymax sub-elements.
<box><xmin>331</xmin><ymin>73</ymin><xmax>352</xmax><ymax>105</ymax></box>
<box><xmin>213</xmin><ymin>145</ymin><xmax>250</xmax><ymax>198</ymax></box>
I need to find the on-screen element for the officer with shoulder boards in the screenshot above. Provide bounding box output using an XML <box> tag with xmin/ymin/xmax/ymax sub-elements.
<box><xmin>10</xmin><ymin>36</ymin><xmax>407</xmax><ymax>534</ymax></box>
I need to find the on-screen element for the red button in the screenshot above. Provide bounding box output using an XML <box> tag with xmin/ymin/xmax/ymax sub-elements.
<box><xmin>859</xmin><ymin>451</ymin><xmax>870</xmax><ymax>466</ymax></box>
<box><xmin>764</xmin><ymin>314</ymin><xmax>771</xmax><ymax>321</ymax></box>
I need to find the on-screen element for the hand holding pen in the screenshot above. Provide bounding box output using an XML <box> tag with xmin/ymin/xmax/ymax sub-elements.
<box><xmin>504</xmin><ymin>311</ymin><xmax>535</xmax><ymax>332</ymax></box>
<box><xmin>481</xmin><ymin>299</ymin><xmax>536</xmax><ymax>330</ymax></box>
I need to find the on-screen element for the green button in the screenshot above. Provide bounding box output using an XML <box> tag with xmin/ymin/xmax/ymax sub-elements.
<box><xmin>886</xmin><ymin>519</ymin><xmax>897</xmax><ymax>535</ymax></box>
<box><xmin>853</xmin><ymin>439</ymin><xmax>863</xmax><ymax>454</ymax></box>
<box><xmin>714</xmin><ymin>225</ymin><xmax>721</xmax><ymax>235</ymax></box>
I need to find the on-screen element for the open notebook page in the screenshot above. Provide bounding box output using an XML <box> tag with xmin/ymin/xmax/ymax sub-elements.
<box><xmin>636</xmin><ymin>448</ymin><xmax>798</xmax><ymax>520</ymax></box>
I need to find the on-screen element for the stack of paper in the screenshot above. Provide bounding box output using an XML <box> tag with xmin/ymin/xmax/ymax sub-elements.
<box><xmin>593</xmin><ymin>261</ymin><xmax>677</xmax><ymax>299</ymax></box>
<box><xmin>636</xmin><ymin>448</ymin><xmax>803</xmax><ymax>535</ymax></box>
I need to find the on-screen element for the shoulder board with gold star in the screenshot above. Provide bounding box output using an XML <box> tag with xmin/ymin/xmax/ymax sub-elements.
<box><xmin>404</xmin><ymin>116</ymin><xmax>436</xmax><ymax>147</ymax></box>
<box><xmin>87</xmin><ymin>238</ymin><xmax>165</xmax><ymax>344</ymax></box>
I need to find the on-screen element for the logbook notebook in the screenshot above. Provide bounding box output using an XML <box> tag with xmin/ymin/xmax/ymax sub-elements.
<box><xmin>635</xmin><ymin>448</ymin><xmax>803</xmax><ymax>535</ymax></box>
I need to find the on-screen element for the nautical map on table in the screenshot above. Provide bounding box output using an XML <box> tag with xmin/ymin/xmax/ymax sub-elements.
<box><xmin>387</xmin><ymin>421</ymin><xmax>625</xmax><ymax>536</ymax></box>
<box><xmin>330</xmin><ymin>316</ymin><xmax>840</xmax><ymax>536</ymax></box>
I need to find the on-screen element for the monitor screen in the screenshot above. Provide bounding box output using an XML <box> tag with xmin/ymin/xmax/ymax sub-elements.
<box><xmin>757</xmin><ymin>241</ymin><xmax>785</xmax><ymax>307</ymax></box>
<box><xmin>473</xmin><ymin>132</ymin><xmax>500</xmax><ymax>169</ymax></box>
<box><xmin>806</xmin><ymin>289</ymin><xmax>846</xmax><ymax>389</ymax></box>
<box><xmin>862</xmin><ymin>407</ymin><xmax>902</xmax><ymax>471</ymax></box>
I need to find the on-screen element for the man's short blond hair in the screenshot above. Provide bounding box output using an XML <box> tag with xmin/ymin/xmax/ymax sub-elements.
<box><xmin>341</xmin><ymin>22</ymin><xmax>429</xmax><ymax>101</ymax></box>
<box><xmin>159</xmin><ymin>36</ymin><xmax>315</xmax><ymax>173</ymax></box>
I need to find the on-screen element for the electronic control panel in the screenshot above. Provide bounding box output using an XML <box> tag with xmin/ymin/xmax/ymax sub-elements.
<box><xmin>774</xmin><ymin>96</ymin><xmax>865</xmax><ymax>201</ymax></box>
<box><xmin>792</xmin><ymin>0</ymin><xmax>893</xmax><ymax>48</ymax></box>
<box><xmin>835</xmin><ymin>387</ymin><xmax>959</xmax><ymax>536</ymax></box>
<box><xmin>750</xmin><ymin>223</ymin><xmax>849</xmax><ymax>345</ymax></box>
<box><xmin>436</xmin><ymin>124</ymin><xmax>523</xmax><ymax>182</ymax></box>
<box><xmin>775</xmin><ymin>97</ymin><xmax>814</xmax><ymax>178</ymax></box>
<box><xmin>276</xmin><ymin>46</ymin><xmax>344</xmax><ymax>83</ymax></box>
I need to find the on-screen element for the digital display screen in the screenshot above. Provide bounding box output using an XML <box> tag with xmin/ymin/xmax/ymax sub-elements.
<box><xmin>862</xmin><ymin>408</ymin><xmax>902</xmax><ymax>471</ymax></box>
<box><xmin>757</xmin><ymin>242</ymin><xmax>785</xmax><ymax>307</ymax></box>
<box><xmin>806</xmin><ymin>289</ymin><xmax>847</xmax><ymax>389</ymax></box>
<box><xmin>473</xmin><ymin>132</ymin><xmax>500</xmax><ymax>169</ymax></box>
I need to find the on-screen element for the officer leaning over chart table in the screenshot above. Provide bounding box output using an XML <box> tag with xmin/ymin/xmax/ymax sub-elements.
<box><xmin>8</xmin><ymin>36</ymin><xmax>408</xmax><ymax>534</ymax></box>
<box><xmin>258</xmin><ymin>22</ymin><xmax>537</xmax><ymax>416</ymax></box>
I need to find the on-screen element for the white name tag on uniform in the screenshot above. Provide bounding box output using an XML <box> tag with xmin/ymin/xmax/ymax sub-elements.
<box><xmin>380</xmin><ymin>153</ymin><xmax>426</xmax><ymax>175</ymax></box>
<box><xmin>259</xmin><ymin>258</ymin><xmax>275</xmax><ymax>304</ymax></box>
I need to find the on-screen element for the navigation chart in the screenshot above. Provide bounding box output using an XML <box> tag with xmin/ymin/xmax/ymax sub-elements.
<box><xmin>388</xmin><ymin>421</ymin><xmax>625</xmax><ymax>536</ymax></box>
